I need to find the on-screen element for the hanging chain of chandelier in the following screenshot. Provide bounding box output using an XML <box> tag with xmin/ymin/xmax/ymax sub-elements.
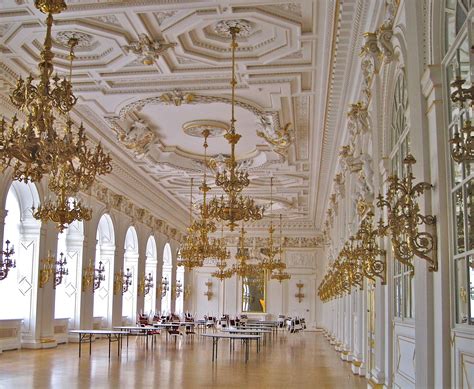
<box><xmin>178</xmin><ymin>23</ymin><xmax>289</xmax><ymax>282</ymax></box>
<box><xmin>207</xmin><ymin>25</ymin><xmax>264</xmax><ymax>232</ymax></box>
<box><xmin>0</xmin><ymin>0</ymin><xmax>112</xmax><ymax>232</ymax></box>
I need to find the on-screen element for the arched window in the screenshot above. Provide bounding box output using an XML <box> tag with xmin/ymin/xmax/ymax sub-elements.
<box><xmin>93</xmin><ymin>214</ymin><xmax>115</xmax><ymax>328</ymax></box>
<box><xmin>175</xmin><ymin>249</ymin><xmax>184</xmax><ymax>315</ymax></box>
<box><xmin>122</xmin><ymin>226</ymin><xmax>138</xmax><ymax>324</ymax></box>
<box><xmin>144</xmin><ymin>236</ymin><xmax>157</xmax><ymax>315</ymax></box>
<box><xmin>161</xmin><ymin>243</ymin><xmax>172</xmax><ymax>315</ymax></box>
<box><xmin>444</xmin><ymin>0</ymin><xmax>474</xmax><ymax>325</ymax></box>
<box><xmin>0</xmin><ymin>181</ymin><xmax>41</xmax><ymax>333</ymax></box>
<box><xmin>54</xmin><ymin>218</ymin><xmax>84</xmax><ymax>329</ymax></box>
<box><xmin>390</xmin><ymin>71</ymin><xmax>414</xmax><ymax>320</ymax></box>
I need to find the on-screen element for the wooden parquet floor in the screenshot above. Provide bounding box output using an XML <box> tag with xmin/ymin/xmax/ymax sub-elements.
<box><xmin>0</xmin><ymin>331</ymin><xmax>366</xmax><ymax>389</ymax></box>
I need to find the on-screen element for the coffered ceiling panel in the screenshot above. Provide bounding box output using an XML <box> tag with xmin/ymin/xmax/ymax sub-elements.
<box><xmin>0</xmin><ymin>0</ymin><xmax>375</xmax><ymax>238</ymax></box>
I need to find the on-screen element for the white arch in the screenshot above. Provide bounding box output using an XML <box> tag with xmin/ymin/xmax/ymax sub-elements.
<box><xmin>144</xmin><ymin>235</ymin><xmax>158</xmax><ymax>315</ymax></box>
<box><xmin>0</xmin><ymin>181</ymin><xmax>41</xmax><ymax>334</ymax></box>
<box><xmin>93</xmin><ymin>213</ymin><xmax>116</xmax><ymax>328</ymax></box>
<box><xmin>122</xmin><ymin>226</ymin><xmax>139</xmax><ymax>323</ymax></box>
<box><xmin>161</xmin><ymin>242</ymin><xmax>172</xmax><ymax>314</ymax></box>
<box><xmin>54</xmin><ymin>217</ymin><xmax>84</xmax><ymax>323</ymax></box>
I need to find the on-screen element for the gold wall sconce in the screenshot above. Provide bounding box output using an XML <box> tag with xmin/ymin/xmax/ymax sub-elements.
<box><xmin>184</xmin><ymin>285</ymin><xmax>192</xmax><ymax>300</ymax></box>
<box><xmin>204</xmin><ymin>280</ymin><xmax>213</xmax><ymax>300</ymax></box>
<box><xmin>376</xmin><ymin>154</ymin><xmax>437</xmax><ymax>275</ymax></box>
<box><xmin>114</xmin><ymin>268</ymin><xmax>133</xmax><ymax>295</ymax></box>
<box><xmin>356</xmin><ymin>212</ymin><xmax>386</xmax><ymax>285</ymax></box>
<box><xmin>39</xmin><ymin>251</ymin><xmax>69</xmax><ymax>289</ymax></box>
<box><xmin>449</xmin><ymin>74</ymin><xmax>474</xmax><ymax>163</ymax></box>
<box><xmin>82</xmin><ymin>259</ymin><xmax>105</xmax><ymax>292</ymax></box>
<box><xmin>295</xmin><ymin>282</ymin><xmax>304</xmax><ymax>303</ymax></box>
<box><xmin>39</xmin><ymin>252</ymin><xmax>56</xmax><ymax>288</ymax></box>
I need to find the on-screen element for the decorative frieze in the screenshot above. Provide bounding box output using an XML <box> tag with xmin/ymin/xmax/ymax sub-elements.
<box><xmin>89</xmin><ymin>182</ymin><xmax>183</xmax><ymax>241</ymax></box>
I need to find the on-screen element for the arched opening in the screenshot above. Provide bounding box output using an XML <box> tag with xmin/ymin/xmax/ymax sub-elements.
<box><xmin>122</xmin><ymin>226</ymin><xmax>139</xmax><ymax>324</ymax></box>
<box><xmin>0</xmin><ymin>181</ymin><xmax>41</xmax><ymax>335</ymax></box>
<box><xmin>54</xmin><ymin>217</ymin><xmax>84</xmax><ymax>330</ymax></box>
<box><xmin>144</xmin><ymin>236</ymin><xmax>157</xmax><ymax>316</ymax></box>
<box><xmin>161</xmin><ymin>243</ymin><xmax>172</xmax><ymax>315</ymax></box>
<box><xmin>93</xmin><ymin>214</ymin><xmax>115</xmax><ymax>328</ymax></box>
<box><xmin>175</xmin><ymin>249</ymin><xmax>184</xmax><ymax>315</ymax></box>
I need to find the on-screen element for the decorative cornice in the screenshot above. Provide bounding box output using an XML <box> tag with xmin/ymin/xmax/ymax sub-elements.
<box><xmin>89</xmin><ymin>181</ymin><xmax>184</xmax><ymax>242</ymax></box>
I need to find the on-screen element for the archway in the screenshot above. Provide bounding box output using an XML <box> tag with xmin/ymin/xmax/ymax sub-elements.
<box><xmin>144</xmin><ymin>236</ymin><xmax>157</xmax><ymax>315</ymax></box>
<box><xmin>54</xmin><ymin>218</ymin><xmax>84</xmax><ymax>328</ymax></box>
<box><xmin>122</xmin><ymin>226</ymin><xmax>139</xmax><ymax>324</ymax></box>
<box><xmin>161</xmin><ymin>243</ymin><xmax>172</xmax><ymax>315</ymax></box>
<box><xmin>93</xmin><ymin>214</ymin><xmax>115</xmax><ymax>328</ymax></box>
<box><xmin>0</xmin><ymin>181</ymin><xmax>41</xmax><ymax>336</ymax></box>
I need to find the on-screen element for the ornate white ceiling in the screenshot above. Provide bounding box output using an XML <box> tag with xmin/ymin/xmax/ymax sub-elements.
<box><xmin>0</xmin><ymin>0</ymin><xmax>379</xmax><ymax>238</ymax></box>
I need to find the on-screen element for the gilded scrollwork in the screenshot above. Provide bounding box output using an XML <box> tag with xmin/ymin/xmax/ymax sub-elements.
<box><xmin>376</xmin><ymin>154</ymin><xmax>437</xmax><ymax>274</ymax></box>
<box><xmin>256</xmin><ymin>117</ymin><xmax>294</xmax><ymax>157</ymax></box>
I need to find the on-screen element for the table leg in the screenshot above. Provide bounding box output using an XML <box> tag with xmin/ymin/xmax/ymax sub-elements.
<box><xmin>215</xmin><ymin>338</ymin><xmax>218</xmax><ymax>362</ymax></box>
<box><xmin>78</xmin><ymin>334</ymin><xmax>81</xmax><ymax>358</ymax></box>
<box><xmin>89</xmin><ymin>334</ymin><xmax>92</xmax><ymax>356</ymax></box>
<box><xmin>127</xmin><ymin>332</ymin><xmax>129</xmax><ymax>349</ymax></box>
<box><xmin>108</xmin><ymin>334</ymin><xmax>111</xmax><ymax>359</ymax></box>
<box><xmin>117</xmin><ymin>334</ymin><xmax>121</xmax><ymax>357</ymax></box>
<box><xmin>245</xmin><ymin>339</ymin><xmax>249</xmax><ymax>363</ymax></box>
<box><xmin>211</xmin><ymin>338</ymin><xmax>215</xmax><ymax>362</ymax></box>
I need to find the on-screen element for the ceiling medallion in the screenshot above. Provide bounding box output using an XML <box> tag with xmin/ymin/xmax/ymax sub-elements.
<box><xmin>55</xmin><ymin>31</ymin><xmax>94</xmax><ymax>48</ymax></box>
<box><xmin>182</xmin><ymin>120</ymin><xmax>228</xmax><ymax>138</ymax></box>
<box><xmin>214</xmin><ymin>20</ymin><xmax>252</xmax><ymax>38</ymax></box>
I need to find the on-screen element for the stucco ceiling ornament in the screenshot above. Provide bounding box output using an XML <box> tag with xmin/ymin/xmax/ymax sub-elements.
<box><xmin>346</xmin><ymin>101</ymin><xmax>369</xmax><ymax>169</ymax></box>
<box><xmin>55</xmin><ymin>31</ymin><xmax>94</xmax><ymax>48</ymax></box>
<box><xmin>214</xmin><ymin>20</ymin><xmax>252</xmax><ymax>38</ymax></box>
<box><xmin>339</xmin><ymin>145</ymin><xmax>361</xmax><ymax>173</ymax></box>
<box><xmin>182</xmin><ymin>120</ymin><xmax>228</xmax><ymax>138</ymax></box>
<box><xmin>125</xmin><ymin>34</ymin><xmax>177</xmax><ymax>65</ymax></box>
<box><xmin>333</xmin><ymin>173</ymin><xmax>345</xmax><ymax>199</ymax></box>
<box><xmin>359</xmin><ymin>32</ymin><xmax>381</xmax><ymax>103</ymax></box>
<box><xmin>256</xmin><ymin>116</ymin><xmax>294</xmax><ymax>158</ymax></box>
<box><xmin>377</xmin><ymin>20</ymin><xmax>394</xmax><ymax>64</ymax></box>
<box><xmin>160</xmin><ymin>89</ymin><xmax>195</xmax><ymax>106</ymax></box>
<box><xmin>117</xmin><ymin>118</ymin><xmax>155</xmax><ymax>159</ymax></box>
<box><xmin>329</xmin><ymin>193</ymin><xmax>338</xmax><ymax>214</ymax></box>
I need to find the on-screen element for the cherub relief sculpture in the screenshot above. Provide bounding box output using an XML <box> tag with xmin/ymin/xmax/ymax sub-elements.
<box><xmin>125</xmin><ymin>34</ymin><xmax>176</xmax><ymax>65</ymax></box>
<box><xmin>118</xmin><ymin>118</ymin><xmax>155</xmax><ymax>158</ymax></box>
<box><xmin>256</xmin><ymin>116</ymin><xmax>294</xmax><ymax>157</ymax></box>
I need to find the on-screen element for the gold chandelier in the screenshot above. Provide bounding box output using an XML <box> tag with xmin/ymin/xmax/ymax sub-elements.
<box><xmin>211</xmin><ymin>226</ymin><xmax>234</xmax><ymax>281</ymax></box>
<box><xmin>0</xmin><ymin>1</ymin><xmax>112</xmax><ymax>231</ymax></box>
<box><xmin>208</xmin><ymin>25</ymin><xmax>264</xmax><ymax>231</ymax></box>
<box><xmin>260</xmin><ymin>178</ymin><xmax>283</xmax><ymax>275</ymax></box>
<box><xmin>178</xmin><ymin>179</ymin><xmax>204</xmax><ymax>270</ymax></box>
<box><xmin>1</xmin><ymin>0</ymin><xmax>72</xmax><ymax>183</ymax></box>
<box><xmin>232</xmin><ymin>224</ymin><xmax>259</xmax><ymax>278</ymax></box>
<box><xmin>270</xmin><ymin>214</ymin><xmax>290</xmax><ymax>282</ymax></box>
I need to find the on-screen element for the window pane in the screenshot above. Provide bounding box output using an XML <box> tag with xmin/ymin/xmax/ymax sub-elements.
<box><xmin>467</xmin><ymin>179</ymin><xmax>474</xmax><ymax>251</ymax></box>
<box><xmin>454</xmin><ymin>188</ymin><xmax>466</xmax><ymax>253</ymax></box>
<box><xmin>394</xmin><ymin>276</ymin><xmax>402</xmax><ymax>317</ymax></box>
<box><xmin>470</xmin><ymin>256</ymin><xmax>474</xmax><ymax>324</ymax></box>
<box><xmin>455</xmin><ymin>257</ymin><xmax>469</xmax><ymax>323</ymax></box>
<box><xmin>404</xmin><ymin>272</ymin><xmax>414</xmax><ymax>319</ymax></box>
